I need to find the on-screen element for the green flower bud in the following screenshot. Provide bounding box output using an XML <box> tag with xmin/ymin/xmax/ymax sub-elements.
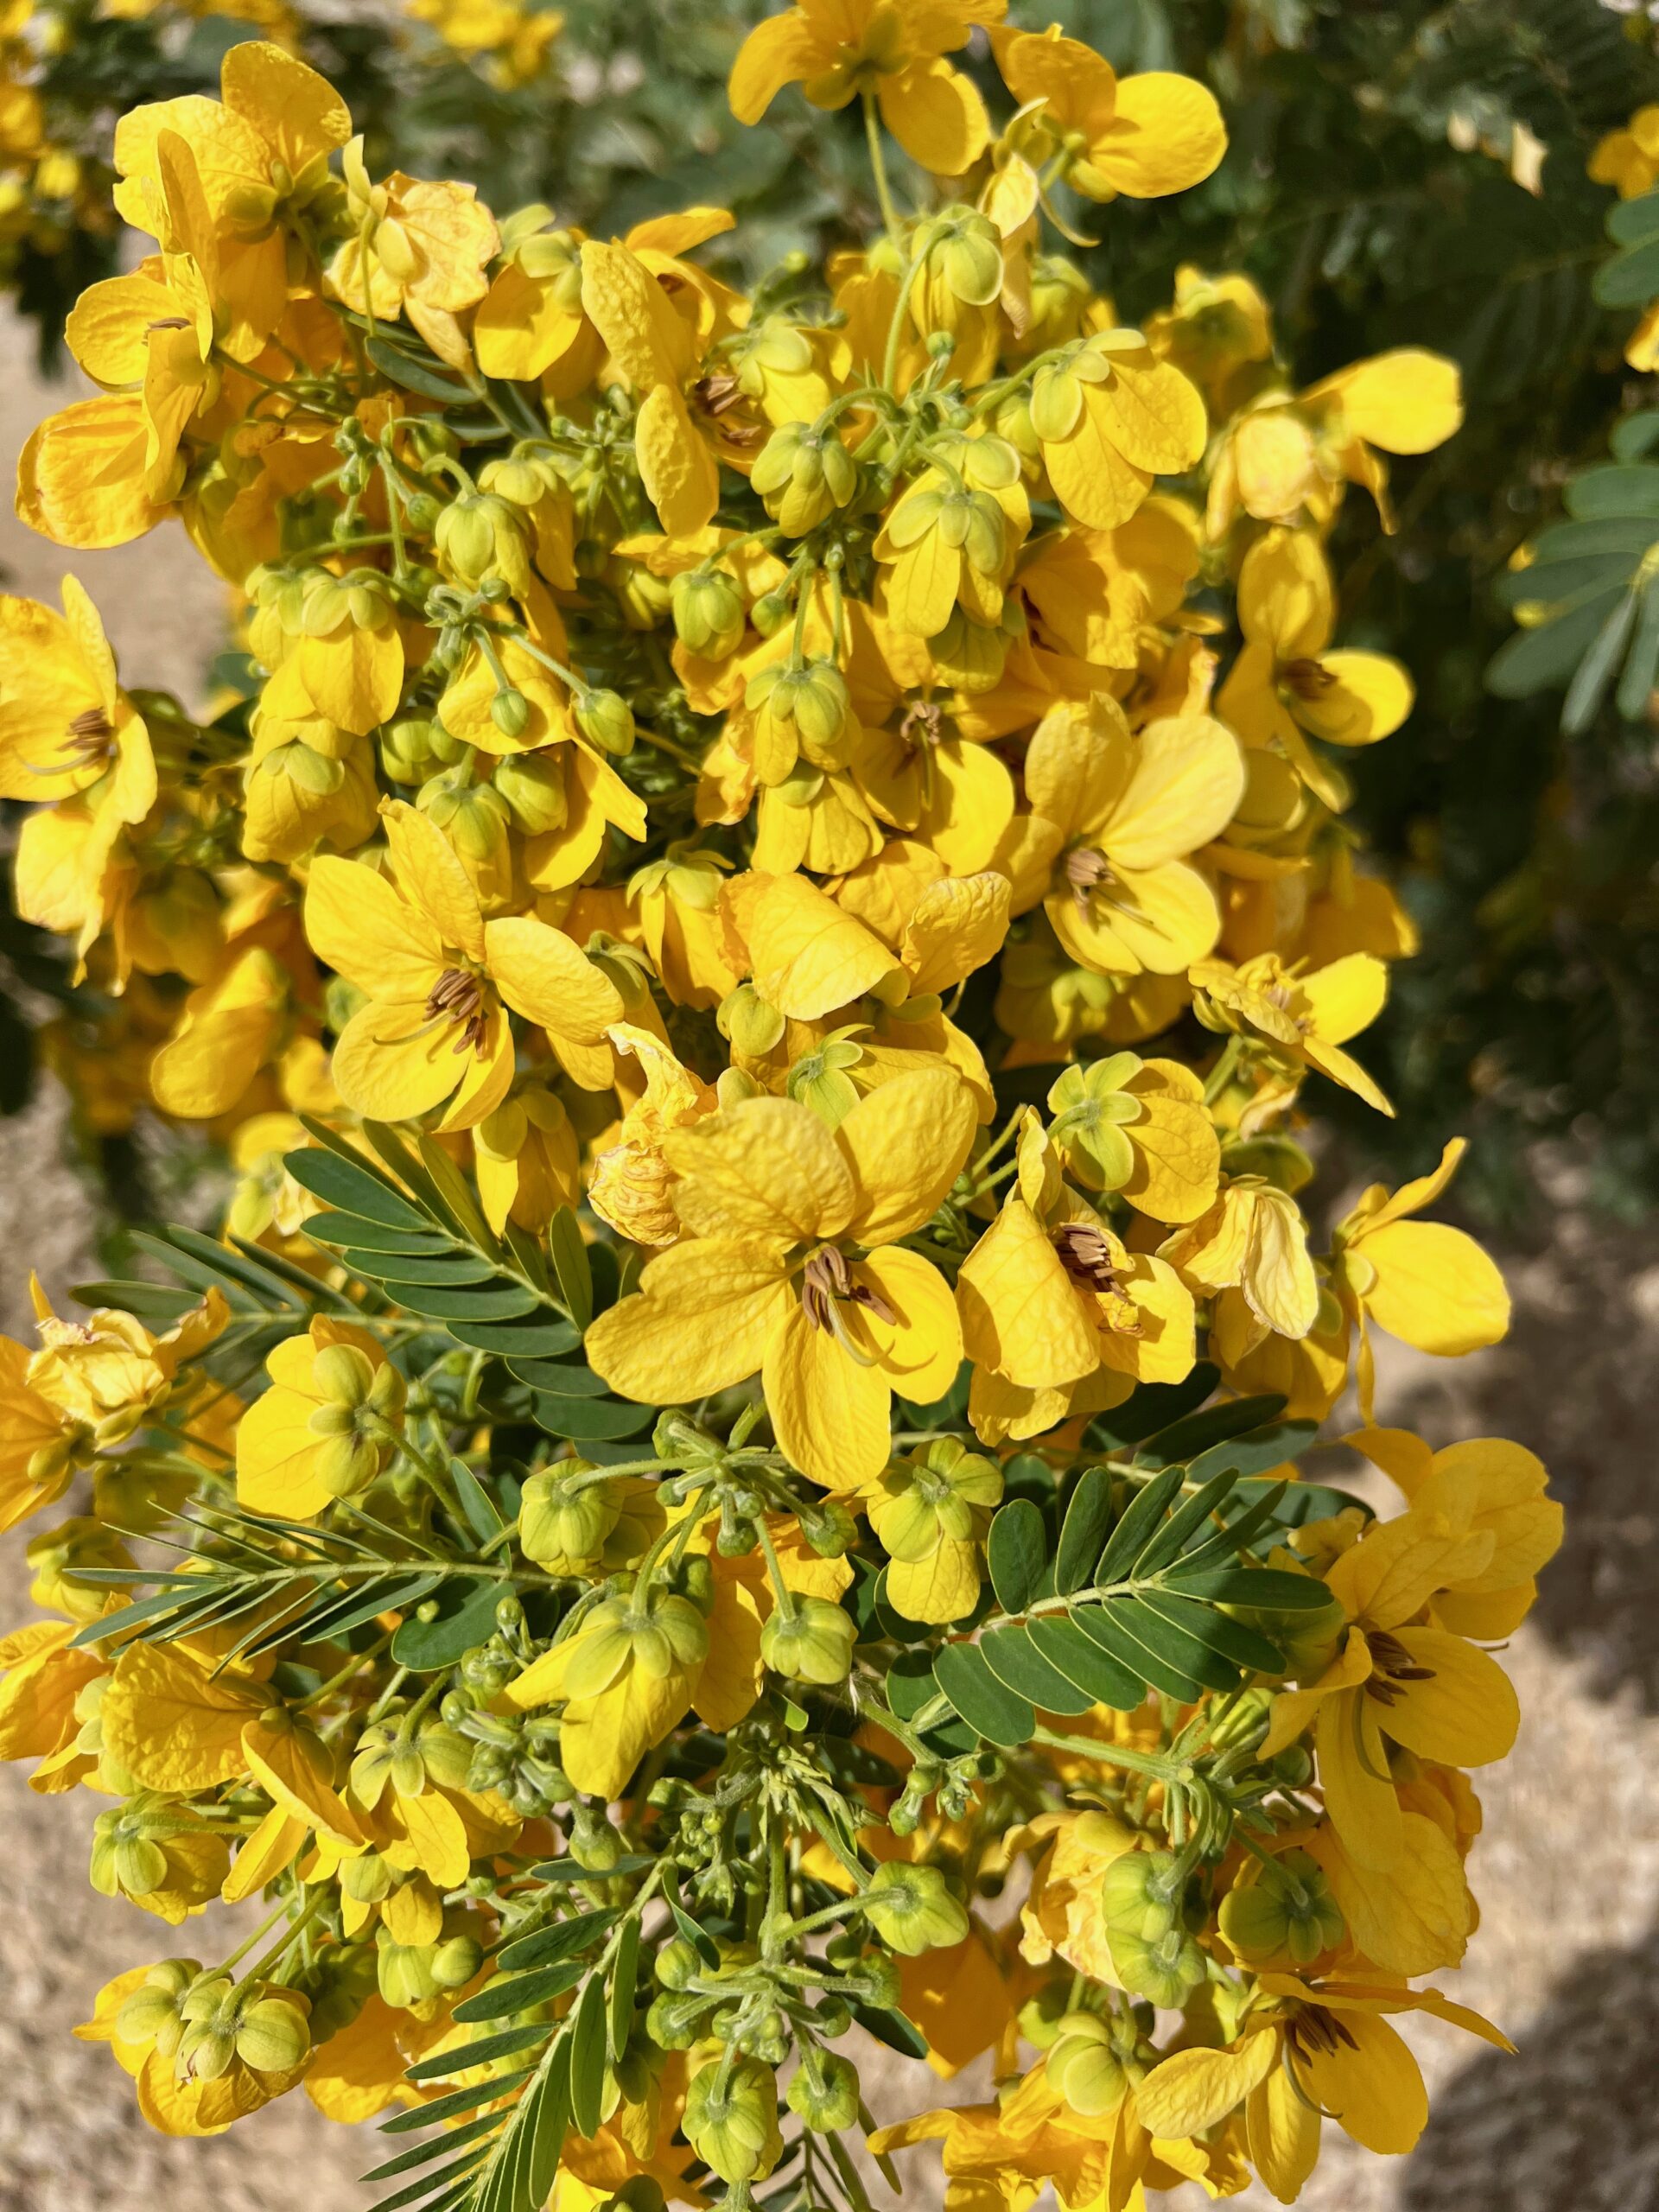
<box><xmin>1218</xmin><ymin>1850</ymin><xmax>1344</xmax><ymax>1967</ymax></box>
<box><xmin>1100</xmin><ymin>1851</ymin><xmax>1205</xmax><ymax>2007</ymax></box>
<box><xmin>645</xmin><ymin>1988</ymin><xmax>709</xmax><ymax>2049</ymax></box>
<box><xmin>435</xmin><ymin>492</ymin><xmax>529</xmax><ymax>594</ymax></box>
<box><xmin>575</xmin><ymin>689</ymin><xmax>635</xmax><ymax>754</ymax></box>
<box><xmin>683</xmin><ymin>2056</ymin><xmax>779</xmax><ymax>2183</ymax></box>
<box><xmin>313</xmin><ymin>1343</ymin><xmax>376</xmax><ymax>1409</ymax></box>
<box><xmin>376</xmin><ymin>1932</ymin><xmax>441</xmax><ymax>2009</ymax></box>
<box><xmin>751</xmin><ymin>423</ymin><xmax>856</xmax><ymax>534</ymax></box>
<box><xmin>786</xmin><ymin>2046</ymin><xmax>860</xmax><ymax>2131</ymax></box>
<box><xmin>380</xmin><ymin>715</ymin><xmax>446</xmax><ymax>785</ymax></box>
<box><xmin>235</xmin><ymin>1991</ymin><xmax>311</xmax><ymax>2075</ymax></box>
<box><xmin>493</xmin><ymin>750</ymin><xmax>569</xmax><ymax>836</ymax></box>
<box><xmin>491</xmin><ymin>687</ymin><xmax>531</xmax><ymax>740</ymax></box>
<box><xmin>671</xmin><ymin>568</ymin><xmax>746</xmax><ymax>659</ymax></box>
<box><xmin>652</xmin><ymin>1937</ymin><xmax>702</xmax><ymax>1992</ymax></box>
<box><xmin>861</xmin><ymin>1862</ymin><xmax>969</xmax><ymax>1956</ymax></box>
<box><xmin>340</xmin><ymin>1852</ymin><xmax>395</xmax><ymax>1905</ymax></box>
<box><xmin>116</xmin><ymin>1959</ymin><xmax>200</xmax><ymax>2056</ymax></box>
<box><xmin>760</xmin><ymin>1595</ymin><xmax>855</xmax><ymax>1685</ymax></box>
<box><xmin>718</xmin><ymin>982</ymin><xmax>786</xmax><ymax>1057</ymax></box>
<box><xmin>746</xmin><ymin>658</ymin><xmax>854</xmax><ymax>775</ymax></box>
<box><xmin>430</xmin><ymin>1932</ymin><xmax>484</xmax><ymax>1989</ymax></box>
<box><xmin>1046</xmin><ymin>2012</ymin><xmax>1128</xmax><ymax>2117</ymax></box>
<box><xmin>520</xmin><ymin>1464</ymin><xmax>619</xmax><ymax>1570</ymax></box>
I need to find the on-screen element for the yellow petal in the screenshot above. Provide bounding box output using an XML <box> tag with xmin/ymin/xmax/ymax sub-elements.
<box><xmin>1358</xmin><ymin>1219</ymin><xmax>1510</xmax><ymax>1357</ymax></box>
<box><xmin>748</xmin><ymin>870</ymin><xmax>904</xmax><ymax>1018</ymax></box>
<box><xmin>1300</xmin><ymin>2011</ymin><xmax>1426</xmax><ymax>2156</ymax></box>
<box><xmin>221</xmin><ymin>1804</ymin><xmax>308</xmax><ymax>1904</ymax></box>
<box><xmin>331</xmin><ymin>995</ymin><xmax>467</xmax><ymax>1123</ymax></box>
<box><xmin>100</xmin><ymin>1643</ymin><xmax>261</xmax><ymax>1793</ymax></box>
<box><xmin>304</xmin><ymin>853</ymin><xmax>441</xmax><ymax>1001</ymax></box>
<box><xmin>958</xmin><ymin>1200</ymin><xmax>1098</xmax><ymax>1391</ymax></box>
<box><xmin>636</xmin><ymin>381</ymin><xmax>720</xmax><ymax>537</ymax></box>
<box><xmin>1300</xmin><ymin>951</ymin><xmax>1388</xmax><ymax>1046</ymax></box>
<box><xmin>16</xmin><ymin>396</ymin><xmax>162</xmax><ymax>550</ymax></box>
<box><xmin>585</xmin><ymin>1239</ymin><xmax>793</xmax><ymax>1403</ymax></box>
<box><xmin>1093</xmin><ymin>72</ymin><xmax>1226</xmax><ymax>198</ymax></box>
<box><xmin>241</xmin><ymin>1716</ymin><xmax>363</xmax><ymax>1847</ymax></box>
<box><xmin>1105</xmin><ymin>714</ymin><xmax>1245</xmax><ymax>870</ymax></box>
<box><xmin>838</xmin><ymin>1068</ymin><xmax>977</xmax><ymax>1244</ymax></box>
<box><xmin>1312</xmin><ymin>1811</ymin><xmax>1471</xmax><ymax>1977</ymax></box>
<box><xmin>899</xmin><ymin>871</ymin><xmax>1011</xmax><ymax>997</ymax></box>
<box><xmin>1314</xmin><ymin>349</ymin><xmax>1463</xmax><ymax>454</ymax></box>
<box><xmin>728</xmin><ymin>8</ymin><xmax>823</xmax><ymax>122</ymax></box>
<box><xmin>384</xmin><ymin>798</ymin><xmax>485</xmax><ymax>961</ymax></box>
<box><xmin>391</xmin><ymin>1788</ymin><xmax>470</xmax><ymax>1887</ymax></box>
<box><xmin>236</xmin><ymin>1382</ymin><xmax>334</xmax><ymax>1521</ymax></box>
<box><xmin>879</xmin><ymin>58</ymin><xmax>988</xmax><ymax>176</ymax></box>
<box><xmin>1136</xmin><ymin>2032</ymin><xmax>1278</xmax><ymax>2139</ymax></box>
<box><xmin>764</xmin><ymin>1298</ymin><xmax>893</xmax><ymax>1492</ymax></box>
<box><xmin>1315</xmin><ymin>1688</ymin><xmax>1402</xmax><ymax>1870</ymax></box>
<box><xmin>858</xmin><ymin>1246</ymin><xmax>963</xmax><ymax>1403</ymax></box>
<box><xmin>1382</xmin><ymin>1627</ymin><xmax>1518</xmax><ymax>1767</ymax></box>
<box><xmin>485</xmin><ymin>915</ymin><xmax>624</xmax><ymax>1043</ymax></box>
<box><xmin>1245</xmin><ymin>2061</ymin><xmax>1320</xmax><ymax>2202</ymax></box>
<box><xmin>665</xmin><ymin>1093</ymin><xmax>856</xmax><ymax>1242</ymax></box>
<box><xmin>887</xmin><ymin>1536</ymin><xmax>980</xmax><ymax>1624</ymax></box>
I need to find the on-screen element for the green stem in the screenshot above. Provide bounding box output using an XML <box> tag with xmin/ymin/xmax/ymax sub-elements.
<box><xmin>862</xmin><ymin>91</ymin><xmax>900</xmax><ymax>240</ymax></box>
<box><xmin>881</xmin><ymin>248</ymin><xmax>926</xmax><ymax>397</ymax></box>
<box><xmin>1030</xmin><ymin>1725</ymin><xmax>1185</xmax><ymax>1782</ymax></box>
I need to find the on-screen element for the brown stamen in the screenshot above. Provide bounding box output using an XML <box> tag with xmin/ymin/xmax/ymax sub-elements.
<box><xmin>1283</xmin><ymin>657</ymin><xmax>1336</xmax><ymax>700</ymax></box>
<box><xmin>1054</xmin><ymin>1224</ymin><xmax>1121</xmax><ymax>1292</ymax></box>
<box><xmin>1064</xmin><ymin>845</ymin><xmax>1112</xmax><ymax>912</ymax></box>
<box><xmin>425</xmin><ymin>967</ymin><xmax>489</xmax><ymax>1055</ymax></box>
<box><xmin>799</xmin><ymin>1245</ymin><xmax>898</xmax><ymax>1334</ymax></box>
<box><xmin>899</xmin><ymin>700</ymin><xmax>944</xmax><ymax>749</ymax></box>
<box><xmin>1287</xmin><ymin>2006</ymin><xmax>1359</xmax><ymax>2062</ymax></box>
<box><xmin>1362</xmin><ymin>1628</ymin><xmax>1435</xmax><ymax>1708</ymax></box>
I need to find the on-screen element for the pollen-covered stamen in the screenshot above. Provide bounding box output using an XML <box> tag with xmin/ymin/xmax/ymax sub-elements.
<box><xmin>1362</xmin><ymin>1628</ymin><xmax>1436</xmax><ymax>1708</ymax></box>
<box><xmin>799</xmin><ymin>1245</ymin><xmax>899</xmax><ymax>1353</ymax></box>
<box><xmin>899</xmin><ymin>700</ymin><xmax>945</xmax><ymax>749</ymax></box>
<box><xmin>425</xmin><ymin>967</ymin><xmax>490</xmax><ymax>1055</ymax></box>
<box><xmin>1282</xmin><ymin>657</ymin><xmax>1337</xmax><ymax>700</ymax></box>
<box><xmin>1053</xmin><ymin>1224</ymin><xmax>1144</xmax><ymax>1334</ymax></box>
<box><xmin>1064</xmin><ymin>844</ymin><xmax>1116</xmax><ymax>914</ymax></box>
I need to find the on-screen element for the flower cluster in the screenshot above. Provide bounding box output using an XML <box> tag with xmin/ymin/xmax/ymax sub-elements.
<box><xmin>0</xmin><ymin>16</ymin><xmax>1557</xmax><ymax>2211</ymax></box>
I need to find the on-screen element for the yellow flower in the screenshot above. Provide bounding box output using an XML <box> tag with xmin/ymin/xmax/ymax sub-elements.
<box><xmin>148</xmin><ymin>944</ymin><xmax>289</xmax><ymax>1122</ymax></box>
<box><xmin>1589</xmin><ymin>104</ymin><xmax>1659</xmax><ymax>199</ymax></box>
<box><xmin>1259</xmin><ymin>1489</ymin><xmax>1522</xmax><ymax>1869</ymax></box>
<box><xmin>236</xmin><ymin>1316</ymin><xmax>405</xmax><ymax>1518</ymax></box>
<box><xmin>1191</xmin><ymin>949</ymin><xmax>1393</xmax><ymax>1115</ymax></box>
<box><xmin>1330</xmin><ymin>1139</ymin><xmax>1511</xmax><ymax>1419</ymax></box>
<box><xmin>729</xmin><ymin>0</ymin><xmax>1006</xmax><ymax>179</ymax></box>
<box><xmin>873</xmin><ymin>433</ymin><xmax>1030</xmax><ymax>640</ymax></box>
<box><xmin>586</xmin><ymin>1070</ymin><xmax>976</xmax><ymax>1491</ymax></box>
<box><xmin>1029</xmin><ymin>327</ymin><xmax>1207</xmax><ymax>531</ymax></box>
<box><xmin>1045</xmin><ymin>1051</ymin><xmax>1220</xmax><ymax>1224</ymax></box>
<box><xmin>587</xmin><ymin>1025</ymin><xmax>717</xmax><ymax>1249</ymax></box>
<box><xmin>303</xmin><ymin>801</ymin><xmax>623</xmax><ymax>1127</ymax></box>
<box><xmin>1216</xmin><ymin>526</ymin><xmax>1413</xmax><ymax>810</ymax></box>
<box><xmin>957</xmin><ymin>1109</ymin><xmax>1195</xmax><ymax>1445</ymax></box>
<box><xmin>1135</xmin><ymin>1973</ymin><xmax>1510</xmax><ymax>2200</ymax></box>
<box><xmin>1160</xmin><ymin>1176</ymin><xmax>1319</xmax><ymax>1340</ymax></box>
<box><xmin>473</xmin><ymin>1087</ymin><xmax>581</xmax><ymax>1235</ymax></box>
<box><xmin>0</xmin><ymin>579</ymin><xmax>156</xmax><ymax>823</ymax></box>
<box><xmin>1024</xmin><ymin>697</ymin><xmax>1245</xmax><ymax>977</ymax></box>
<box><xmin>1344</xmin><ymin>1427</ymin><xmax>1561</xmax><ymax>1640</ymax></box>
<box><xmin>993</xmin><ymin>28</ymin><xmax>1225</xmax><ymax>202</ymax></box>
<box><xmin>330</xmin><ymin>137</ymin><xmax>499</xmax><ymax>368</ymax></box>
<box><xmin>1208</xmin><ymin>349</ymin><xmax>1463</xmax><ymax>537</ymax></box>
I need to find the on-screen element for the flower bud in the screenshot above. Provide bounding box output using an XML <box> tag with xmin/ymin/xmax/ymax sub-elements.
<box><xmin>520</xmin><ymin>1464</ymin><xmax>620</xmax><ymax>1570</ymax></box>
<box><xmin>1100</xmin><ymin>1850</ymin><xmax>1205</xmax><ymax>2006</ymax></box>
<box><xmin>653</xmin><ymin>1936</ymin><xmax>702</xmax><ymax>1991</ymax></box>
<box><xmin>683</xmin><ymin>2056</ymin><xmax>779</xmax><ymax>2183</ymax></box>
<box><xmin>434</xmin><ymin>492</ymin><xmax>530</xmax><ymax>594</ymax></box>
<box><xmin>313</xmin><ymin>1343</ymin><xmax>376</xmax><ymax>1410</ymax></box>
<box><xmin>235</xmin><ymin>1991</ymin><xmax>311</xmax><ymax>2075</ymax></box>
<box><xmin>1045</xmin><ymin>2012</ymin><xmax>1128</xmax><ymax>2117</ymax></box>
<box><xmin>1218</xmin><ymin>1849</ymin><xmax>1344</xmax><ymax>1967</ymax></box>
<box><xmin>493</xmin><ymin>750</ymin><xmax>569</xmax><ymax>836</ymax></box>
<box><xmin>718</xmin><ymin>982</ymin><xmax>786</xmax><ymax>1058</ymax></box>
<box><xmin>430</xmin><ymin>1931</ymin><xmax>484</xmax><ymax>1988</ymax></box>
<box><xmin>671</xmin><ymin>568</ymin><xmax>746</xmax><ymax>659</ymax></box>
<box><xmin>760</xmin><ymin>1595</ymin><xmax>856</xmax><ymax>1685</ymax></box>
<box><xmin>786</xmin><ymin>2046</ymin><xmax>861</xmax><ymax>2132</ymax></box>
<box><xmin>861</xmin><ymin>1862</ymin><xmax>969</xmax><ymax>1956</ymax></box>
<box><xmin>576</xmin><ymin>689</ymin><xmax>635</xmax><ymax>754</ymax></box>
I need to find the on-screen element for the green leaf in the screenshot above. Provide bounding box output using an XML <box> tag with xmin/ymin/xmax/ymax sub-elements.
<box><xmin>1135</xmin><ymin>1591</ymin><xmax>1285</xmax><ymax>1675</ymax></box>
<box><xmin>1084</xmin><ymin>1364</ymin><xmax>1219</xmax><ymax>1450</ymax></box>
<box><xmin>525</xmin><ymin>1856</ymin><xmax>655</xmax><ymax>1884</ymax></box>
<box><xmin>1487</xmin><ymin>585</ymin><xmax>1628</xmax><ymax>697</ymax></box>
<box><xmin>532</xmin><ymin>1393</ymin><xmax>655</xmax><ymax>1441</ymax></box>
<box><xmin>495</xmin><ymin>1908</ymin><xmax>619</xmax><ymax>1974</ymax></box>
<box><xmin>304</xmin><ymin>1215</ymin><xmax>452</xmax><ymax>1255</ymax></box>
<box><xmin>365</xmin><ymin>2112</ymin><xmax>502</xmax><ymax>2182</ymax></box>
<box><xmin>449</xmin><ymin>1319</ymin><xmax>582</xmax><ymax>1357</ymax></box>
<box><xmin>547</xmin><ymin>1206</ymin><xmax>594</xmax><ymax>1330</ymax></box>
<box><xmin>1128</xmin><ymin>1467</ymin><xmax>1238</xmax><ymax>1578</ymax></box>
<box><xmin>1562</xmin><ymin>584</ymin><xmax>1638</xmax><ymax>734</ymax></box>
<box><xmin>1567</xmin><ymin>465</ymin><xmax>1659</xmax><ymax>521</ymax></box>
<box><xmin>1608</xmin><ymin>189</ymin><xmax>1659</xmax><ymax>247</ymax></box>
<box><xmin>367</xmin><ymin>335</ymin><xmax>471</xmax><ymax>400</ymax></box>
<box><xmin>406</xmin><ymin>2024</ymin><xmax>549</xmax><ymax>2081</ymax></box>
<box><xmin>932</xmin><ymin>1641</ymin><xmax>1035</xmax><ymax>1747</ymax></box>
<box><xmin>1163</xmin><ymin>1565</ymin><xmax>1335</xmax><ymax>1611</ymax></box>
<box><xmin>1186</xmin><ymin>1420</ymin><xmax>1318</xmax><ymax>1486</ymax></box>
<box><xmin>608</xmin><ymin>1916</ymin><xmax>639</xmax><ymax>2062</ymax></box>
<box><xmin>343</xmin><ymin>1250</ymin><xmax>499</xmax><ymax>1287</ymax></box>
<box><xmin>986</xmin><ymin>1498</ymin><xmax>1046</xmax><ymax>1615</ymax></box>
<box><xmin>378</xmin><ymin>2066</ymin><xmax>540</xmax><ymax>2133</ymax></box>
<box><xmin>506</xmin><ymin>1358</ymin><xmax>610</xmax><ymax>1395</ymax></box>
<box><xmin>391</xmin><ymin>1577</ymin><xmax>505</xmax><ymax>1669</ymax></box>
<box><xmin>850</xmin><ymin>2001</ymin><xmax>929</xmax><ymax>2062</ymax></box>
<box><xmin>1070</xmin><ymin>1602</ymin><xmax>1208</xmax><ymax>1701</ymax></box>
<box><xmin>1618</xmin><ymin>574</ymin><xmax>1659</xmax><ymax>719</ymax></box>
<box><xmin>287</xmin><ymin>1148</ymin><xmax>429</xmax><ymax>1230</ymax></box>
<box><xmin>1595</xmin><ymin>234</ymin><xmax>1659</xmax><ymax>308</ymax></box>
<box><xmin>1092</xmin><ymin>1466</ymin><xmax>1184</xmax><ymax>1586</ymax></box>
<box><xmin>399</xmin><ymin>1283</ymin><xmax>543</xmax><ymax>1322</ymax></box>
<box><xmin>979</xmin><ymin>1622</ymin><xmax>1093</xmax><ymax>1714</ymax></box>
<box><xmin>1137</xmin><ymin>1394</ymin><xmax>1286</xmax><ymax>1469</ymax></box>
<box><xmin>568</xmin><ymin>1974</ymin><xmax>608</xmax><ymax>2138</ymax></box>
<box><xmin>70</xmin><ymin>1281</ymin><xmax>197</xmax><ymax>1322</ymax></box>
<box><xmin>451</xmin><ymin>1963</ymin><xmax>586</xmax><ymax>2024</ymax></box>
<box><xmin>451</xmin><ymin>1459</ymin><xmax>506</xmax><ymax>1542</ymax></box>
<box><xmin>1055</xmin><ymin>1465</ymin><xmax>1117</xmax><ymax>1596</ymax></box>
<box><xmin>1026</xmin><ymin>1614</ymin><xmax>1144</xmax><ymax>1708</ymax></box>
<box><xmin>1612</xmin><ymin>413</ymin><xmax>1659</xmax><ymax>464</ymax></box>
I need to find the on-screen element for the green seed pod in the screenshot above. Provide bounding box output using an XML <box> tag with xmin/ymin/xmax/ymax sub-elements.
<box><xmin>861</xmin><ymin>1863</ymin><xmax>969</xmax><ymax>1956</ymax></box>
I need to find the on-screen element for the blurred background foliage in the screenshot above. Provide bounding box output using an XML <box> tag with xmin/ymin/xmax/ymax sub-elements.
<box><xmin>5</xmin><ymin>0</ymin><xmax>1659</xmax><ymax>1224</ymax></box>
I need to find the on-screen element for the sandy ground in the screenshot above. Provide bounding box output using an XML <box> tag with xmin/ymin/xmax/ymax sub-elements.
<box><xmin>3</xmin><ymin>304</ymin><xmax>1657</xmax><ymax>2212</ymax></box>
